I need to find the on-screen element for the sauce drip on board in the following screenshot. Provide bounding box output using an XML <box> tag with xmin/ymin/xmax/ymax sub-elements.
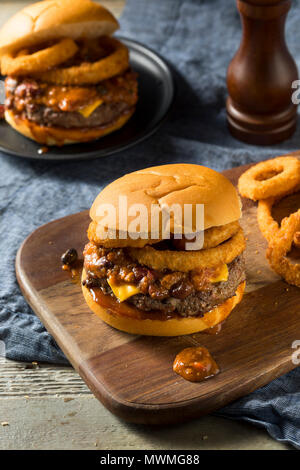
<box><xmin>203</xmin><ymin>322</ymin><xmax>222</xmax><ymax>335</ymax></box>
<box><xmin>37</xmin><ymin>146</ymin><xmax>49</xmax><ymax>155</ymax></box>
<box><xmin>62</xmin><ymin>260</ymin><xmax>83</xmax><ymax>284</ymax></box>
<box><xmin>61</xmin><ymin>248</ymin><xmax>82</xmax><ymax>284</ymax></box>
<box><xmin>173</xmin><ymin>346</ymin><xmax>219</xmax><ymax>382</ymax></box>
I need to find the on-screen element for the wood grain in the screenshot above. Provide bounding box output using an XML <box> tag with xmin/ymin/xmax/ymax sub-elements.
<box><xmin>0</xmin><ymin>379</ymin><xmax>288</xmax><ymax>450</ymax></box>
<box><xmin>16</xmin><ymin>159</ymin><xmax>300</xmax><ymax>424</ymax></box>
<box><xmin>0</xmin><ymin>359</ymin><xmax>90</xmax><ymax>397</ymax></box>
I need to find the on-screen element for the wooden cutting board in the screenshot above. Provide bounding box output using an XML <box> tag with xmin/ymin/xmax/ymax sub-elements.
<box><xmin>16</xmin><ymin>158</ymin><xmax>300</xmax><ymax>425</ymax></box>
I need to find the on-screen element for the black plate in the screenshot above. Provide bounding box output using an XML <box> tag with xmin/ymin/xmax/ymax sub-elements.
<box><xmin>0</xmin><ymin>37</ymin><xmax>174</xmax><ymax>161</ymax></box>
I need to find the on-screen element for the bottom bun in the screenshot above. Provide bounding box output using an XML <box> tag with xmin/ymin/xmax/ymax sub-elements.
<box><xmin>5</xmin><ymin>109</ymin><xmax>134</xmax><ymax>146</ymax></box>
<box><xmin>82</xmin><ymin>269</ymin><xmax>246</xmax><ymax>336</ymax></box>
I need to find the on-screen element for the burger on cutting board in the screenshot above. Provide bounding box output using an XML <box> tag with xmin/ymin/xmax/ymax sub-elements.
<box><xmin>82</xmin><ymin>164</ymin><xmax>246</xmax><ymax>336</ymax></box>
<box><xmin>0</xmin><ymin>0</ymin><xmax>138</xmax><ymax>145</ymax></box>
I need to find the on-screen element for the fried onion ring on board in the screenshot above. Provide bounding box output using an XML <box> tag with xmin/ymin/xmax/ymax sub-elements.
<box><xmin>128</xmin><ymin>228</ymin><xmax>246</xmax><ymax>272</ymax></box>
<box><xmin>1</xmin><ymin>39</ymin><xmax>78</xmax><ymax>76</ymax></box>
<box><xmin>266</xmin><ymin>210</ymin><xmax>300</xmax><ymax>288</ymax></box>
<box><xmin>238</xmin><ymin>157</ymin><xmax>300</xmax><ymax>201</ymax></box>
<box><xmin>257</xmin><ymin>183</ymin><xmax>300</xmax><ymax>243</ymax></box>
<box><xmin>32</xmin><ymin>37</ymin><xmax>129</xmax><ymax>85</ymax></box>
<box><xmin>257</xmin><ymin>197</ymin><xmax>280</xmax><ymax>243</ymax></box>
<box><xmin>294</xmin><ymin>232</ymin><xmax>300</xmax><ymax>249</ymax></box>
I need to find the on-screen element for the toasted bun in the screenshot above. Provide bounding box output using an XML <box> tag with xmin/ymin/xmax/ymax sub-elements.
<box><xmin>5</xmin><ymin>109</ymin><xmax>134</xmax><ymax>146</ymax></box>
<box><xmin>90</xmin><ymin>164</ymin><xmax>242</xmax><ymax>239</ymax></box>
<box><xmin>82</xmin><ymin>268</ymin><xmax>245</xmax><ymax>336</ymax></box>
<box><xmin>0</xmin><ymin>0</ymin><xmax>119</xmax><ymax>55</ymax></box>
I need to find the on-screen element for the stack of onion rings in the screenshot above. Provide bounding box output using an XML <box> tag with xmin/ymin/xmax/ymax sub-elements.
<box><xmin>1</xmin><ymin>38</ymin><xmax>79</xmax><ymax>75</ymax></box>
<box><xmin>1</xmin><ymin>36</ymin><xmax>129</xmax><ymax>86</ymax></box>
<box><xmin>238</xmin><ymin>156</ymin><xmax>300</xmax><ymax>287</ymax></box>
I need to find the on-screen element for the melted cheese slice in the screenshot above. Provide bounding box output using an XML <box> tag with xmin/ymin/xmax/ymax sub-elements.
<box><xmin>108</xmin><ymin>279</ymin><xmax>140</xmax><ymax>302</ymax></box>
<box><xmin>78</xmin><ymin>99</ymin><xmax>103</xmax><ymax>118</ymax></box>
<box><xmin>210</xmin><ymin>264</ymin><xmax>228</xmax><ymax>283</ymax></box>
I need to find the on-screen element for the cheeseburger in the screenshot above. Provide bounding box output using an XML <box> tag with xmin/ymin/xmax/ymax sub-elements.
<box><xmin>0</xmin><ymin>0</ymin><xmax>138</xmax><ymax>145</ymax></box>
<box><xmin>82</xmin><ymin>164</ymin><xmax>246</xmax><ymax>336</ymax></box>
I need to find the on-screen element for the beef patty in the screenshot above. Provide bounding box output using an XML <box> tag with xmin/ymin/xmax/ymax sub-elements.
<box><xmin>129</xmin><ymin>256</ymin><xmax>245</xmax><ymax>316</ymax></box>
<box><xmin>25</xmin><ymin>101</ymin><xmax>131</xmax><ymax>128</ymax></box>
<box><xmin>5</xmin><ymin>70</ymin><xmax>138</xmax><ymax>129</ymax></box>
<box><xmin>84</xmin><ymin>254</ymin><xmax>245</xmax><ymax>317</ymax></box>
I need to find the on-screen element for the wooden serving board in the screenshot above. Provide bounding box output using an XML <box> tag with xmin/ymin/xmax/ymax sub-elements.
<box><xmin>16</xmin><ymin>159</ymin><xmax>300</xmax><ymax>425</ymax></box>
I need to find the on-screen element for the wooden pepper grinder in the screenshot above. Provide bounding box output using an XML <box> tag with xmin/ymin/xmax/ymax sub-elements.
<box><xmin>226</xmin><ymin>0</ymin><xmax>298</xmax><ymax>145</ymax></box>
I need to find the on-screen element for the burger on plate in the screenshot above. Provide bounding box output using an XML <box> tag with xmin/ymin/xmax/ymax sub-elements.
<box><xmin>0</xmin><ymin>0</ymin><xmax>138</xmax><ymax>146</ymax></box>
<box><xmin>82</xmin><ymin>164</ymin><xmax>246</xmax><ymax>336</ymax></box>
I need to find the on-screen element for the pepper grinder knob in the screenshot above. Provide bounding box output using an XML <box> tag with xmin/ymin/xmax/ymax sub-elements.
<box><xmin>226</xmin><ymin>0</ymin><xmax>298</xmax><ymax>145</ymax></box>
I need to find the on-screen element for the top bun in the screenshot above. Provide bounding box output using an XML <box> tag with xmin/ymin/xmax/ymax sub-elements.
<box><xmin>90</xmin><ymin>164</ymin><xmax>241</xmax><ymax>238</ymax></box>
<box><xmin>0</xmin><ymin>0</ymin><xmax>119</xmax><ymax>54</ymax></box>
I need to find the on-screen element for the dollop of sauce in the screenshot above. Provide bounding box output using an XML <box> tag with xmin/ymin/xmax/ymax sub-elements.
<box><xmin>173</xmin><ymin>346</ymin><xmax>219</xmax><ymax>382</ymax></box>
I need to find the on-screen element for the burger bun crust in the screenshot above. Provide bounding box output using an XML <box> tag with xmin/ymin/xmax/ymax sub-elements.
<box><xmin>90</xmin><ymin>163</ymin><xmax>242</xmax><ymax>237</ymax></box>
<box><xmin>0</xmin><ymin>0</ymin><xmax>119</xmax><ymax>55</ymax></box>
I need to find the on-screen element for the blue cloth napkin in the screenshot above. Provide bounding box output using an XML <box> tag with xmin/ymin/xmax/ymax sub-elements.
<box><xmin>1</xmin><ymin>0</ymin><xmax>300</xmax><ymax>448</ymax></box>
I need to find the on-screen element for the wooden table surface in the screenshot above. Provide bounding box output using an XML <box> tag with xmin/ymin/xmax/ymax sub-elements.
<box><xmin>0</xmin><ymin>0</ymin><xmax>290</xmax><ymax>450</ymax></box>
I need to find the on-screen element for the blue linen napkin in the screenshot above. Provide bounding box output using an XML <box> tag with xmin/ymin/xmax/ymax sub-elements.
<box><xmin>1</xmin><ymin>0</ymin><xmax>300</xmax><ymax>448</ymax></box>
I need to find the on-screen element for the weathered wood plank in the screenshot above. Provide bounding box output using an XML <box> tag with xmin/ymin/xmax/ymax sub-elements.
<box><xmin>0</xmin><ymin>359</ymin><xmax>90</xmax><ymax>397</ymax></box>
<box><xmin>0</xmin><ymin>391</ymin><xmax>290</xmax><ymax>450</ymax></box>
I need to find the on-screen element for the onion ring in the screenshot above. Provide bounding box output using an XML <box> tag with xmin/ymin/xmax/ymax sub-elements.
<box><xmin>257</xmin><ymin>184</ymin><xmax>300</xmax><ymax>243</ymax></box>
<box><xmin>238</xmin><ymin>157</ymin><xmax>300</xmax><ymax>201</ymax></box>
<box><xmin>293</xmin><ymin>232</ymin><xmax>300</xmax><ymax>249</ymax></box>
<box><xmin>257</xmin><ymin>197</ymin><xmax>280</xmax><ymax>243</ymax></box>
<box><xmin>266</xmin><ymin>210</ymin><xmax>300</xmax><ymax>288</ymax></box>
<box><xmin>32</xmin><ymin>37</ymin><xmax>129</xmax><ymax>85</ymax></box>
<box><xmin>128</xmin><ymin>228</ymin><xmax>245</xmax><ymax>272</ymax></box>
<box><xmin>88</xmin><ymin>220</ymin><xmax>240</xmax><ymax>249</ymax></box>
<box><xmin>1</xmin><ymin>39</ymin><xmax>78</xmax><ymax>76</ymax></box>
<box><xmin>198</xmin><ymin>221</ymin><xmax>240</xmax><ymax>249</ymax></box>
<box><xmin>87</xmin><ymin>221</ymin><xmax>162</xmax><ymax>248</ymax></box>
<box><xmin>171</xmin><ymin>221</ymin><xmax>240</xmax><ymax>250</ymax></box>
